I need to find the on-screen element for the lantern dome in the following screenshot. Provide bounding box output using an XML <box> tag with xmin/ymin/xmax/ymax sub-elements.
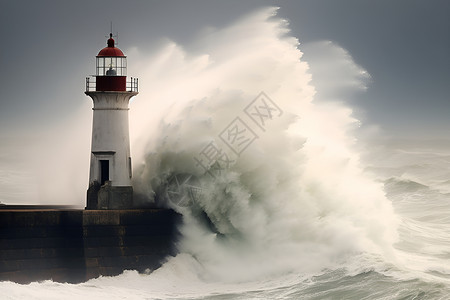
<box><xmin>97</xmin><ymin>34</ymin><xmax>125</xmax><ymax>57</ymax></box>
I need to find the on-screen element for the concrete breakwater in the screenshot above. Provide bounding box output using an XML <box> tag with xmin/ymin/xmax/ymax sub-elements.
<box><xmin>0</xmin><ymin>207</ymin><xmax>181</xmax><ymax>283</ymax></box>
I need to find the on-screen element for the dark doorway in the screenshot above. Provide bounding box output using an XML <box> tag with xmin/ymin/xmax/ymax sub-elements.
<box><xmin>100</xmin><ymin>160</ymin><xmax>109</xmax><ymax>185</ymax></box>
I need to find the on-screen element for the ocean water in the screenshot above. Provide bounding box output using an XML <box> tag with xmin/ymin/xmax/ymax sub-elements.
<box><xmin>1</xmin><ymin>7</ymin><xmax>450</xmax><ymax>299</ymax></box>
<box><xmin>2</xmin><ymin>143</ymin><xmax>449</xmax><ymax>299</ymax></box>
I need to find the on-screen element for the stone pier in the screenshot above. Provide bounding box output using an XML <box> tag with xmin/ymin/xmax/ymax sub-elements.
<box><xmin>0</xmin><ymin>207</ymin><xmax>180</xmax><ymax>283</ymax></box>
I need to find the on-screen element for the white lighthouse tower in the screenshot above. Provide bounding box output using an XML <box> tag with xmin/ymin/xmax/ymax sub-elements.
<box><xmin>85</xmin><ymin>33</ymin><xmax>138</xmax><ymax>209</ymax></box>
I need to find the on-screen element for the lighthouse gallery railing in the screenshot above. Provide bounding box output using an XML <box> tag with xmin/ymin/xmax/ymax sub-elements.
<box><xmin>85</xmin><ymin>77</ymin><xmax>139</xmax><ymax>92</ymax></box>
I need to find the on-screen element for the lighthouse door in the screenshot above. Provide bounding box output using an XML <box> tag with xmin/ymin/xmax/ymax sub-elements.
<box><xmin>100</xmin><ymin>160</ymin><xmax>110</xmax><ymax>185</ymax></box>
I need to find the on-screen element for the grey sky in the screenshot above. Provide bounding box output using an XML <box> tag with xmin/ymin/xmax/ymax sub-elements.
<box><xmin>1</xmin><ymin>0</ymin><xmax>449</xmax><ymax>139</ymax></box>
<box><xmin>0</xmin><ymin>0</ymin><xmax>449</xmax><ymax>137</ymax></box>
<box><xmin>286</xmin><ymin>0</ymin><xmax>450</xmax><ymax>138</ymax></box>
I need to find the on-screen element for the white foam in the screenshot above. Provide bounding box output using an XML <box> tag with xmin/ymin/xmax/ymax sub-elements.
<box><xmin>130</xmin><ymin>6</ymin><xmax>399</xmax><ymax>283</ymax></box>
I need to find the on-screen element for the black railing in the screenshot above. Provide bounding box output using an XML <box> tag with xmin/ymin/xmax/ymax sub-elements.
<box><xmin>85</xmin><ymin>77</ymin><xmax>139</xmax><ymax>92</ymax></box>
<box><xmin>127</xmin><ymin>77</ymin><xmax>139</xmax><ymax>92</ymax></box>
<box><xmin>86</xmin><ymin>76</ymin><xmax>95</xmax><ymax>92</ymax></box>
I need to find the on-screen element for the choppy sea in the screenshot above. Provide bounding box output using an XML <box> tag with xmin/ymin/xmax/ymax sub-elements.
<box><xmin>2</xmin><ymin>140</ymin><xmax>449</xmax><ymax>299</ymax></box>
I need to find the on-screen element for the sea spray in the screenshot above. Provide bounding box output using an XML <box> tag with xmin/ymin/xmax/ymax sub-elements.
<box><xmin>128</xmin><ymin>7</ymin><xmax>399</xmax><ymax>282</ymax></box>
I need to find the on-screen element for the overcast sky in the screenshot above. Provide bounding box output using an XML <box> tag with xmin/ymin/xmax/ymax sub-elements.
<box><xmin>1</xmin><ymin>0</ymin><xmax>449</xmax><ymax>138</ymax></box>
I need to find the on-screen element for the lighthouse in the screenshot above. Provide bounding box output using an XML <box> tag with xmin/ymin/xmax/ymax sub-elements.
<box><xmin>85</xmin><ymin>33</ymin><xmax>138</xmax><ymax>210</ymax></box>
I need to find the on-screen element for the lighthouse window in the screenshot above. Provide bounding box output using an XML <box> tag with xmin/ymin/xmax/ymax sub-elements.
<box><xmin>128</xmin><ymin>157</ymin><xmax>132</xmax><ymax>178</ymax></box>
<box><xmin>96</xmin><ymin>57</ymin><xmax>127</xmax><ymax>76</ymax></box>
<box><xmin>106</xmin><ymin>57</ymin><xmax>115</xmax><ymax>69</ymax></box>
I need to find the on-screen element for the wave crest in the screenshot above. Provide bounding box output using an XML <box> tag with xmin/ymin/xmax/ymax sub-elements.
<box><xmin>130</xmin><ymin>7</ymin><xmax>398</xmax><ymax>281</ymax></box>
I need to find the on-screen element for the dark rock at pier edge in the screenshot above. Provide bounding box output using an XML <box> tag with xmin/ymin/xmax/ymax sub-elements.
<box><xmin>0</xmin><ymin>206</ymin><xmax>181</xmax><ymax>283</ymax></box>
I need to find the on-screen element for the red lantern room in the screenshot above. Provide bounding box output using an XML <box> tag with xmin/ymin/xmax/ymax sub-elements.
<box><xmin>95</xmin><ymin>33</ymin><xmax>127</xmax><ymax>91</ymax></box>
<box><xmin>85</xmin><ymin>34</ymin><xmax>138</xmax><ymax>93</ymax></box>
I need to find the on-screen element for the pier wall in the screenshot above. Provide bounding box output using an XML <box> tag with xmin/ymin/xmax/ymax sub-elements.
<box><xmin>0</xmin><ymin>209</ymin><xmax>180</xmax><ymax>283</ymax></box>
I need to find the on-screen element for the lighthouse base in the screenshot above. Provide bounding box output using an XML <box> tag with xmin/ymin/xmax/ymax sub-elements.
<box><xmin>86</xmin><ymin>181</ymin><xmax>133</xmax><ymax>210</ymax></box>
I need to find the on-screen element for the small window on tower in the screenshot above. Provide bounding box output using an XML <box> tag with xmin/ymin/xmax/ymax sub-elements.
<box><xmin>128</xmin><ymin>157</ymin><xmax>132</xmax><ymax>178</ymax></box>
